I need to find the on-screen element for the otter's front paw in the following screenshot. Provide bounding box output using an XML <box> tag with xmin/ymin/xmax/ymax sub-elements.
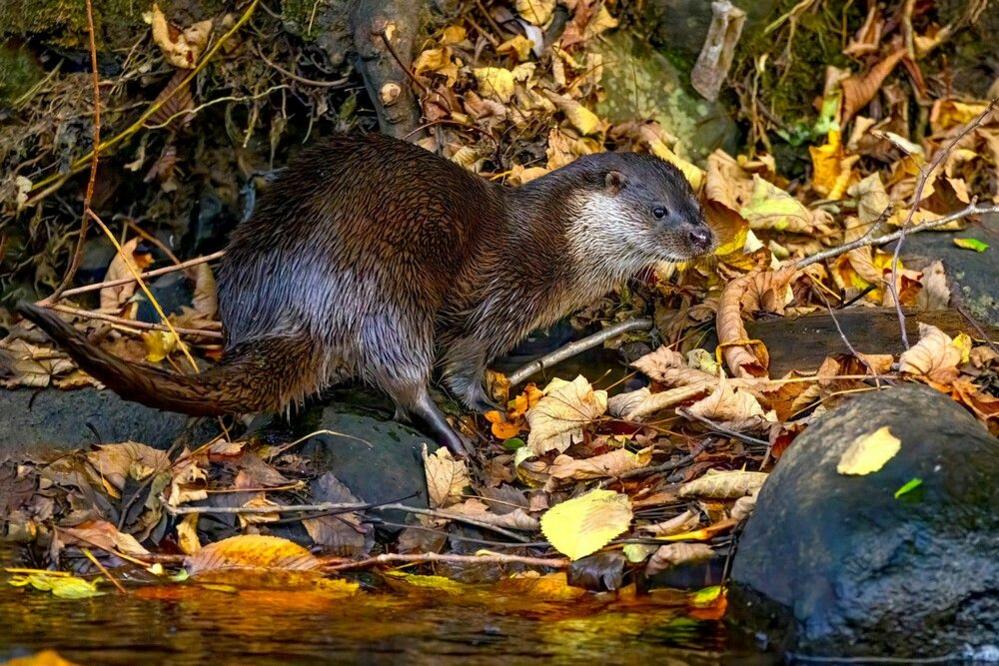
<box><xmin>463</xmin><ymin>385</ymin><xmax>502</xmax><ymax>414</ymax></box>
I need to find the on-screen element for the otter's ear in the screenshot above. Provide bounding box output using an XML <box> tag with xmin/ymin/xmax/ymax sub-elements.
<box><xmin>605</xmin><ymin>170</ymin><xmax>627</xmax><ymax>194</ymax></box>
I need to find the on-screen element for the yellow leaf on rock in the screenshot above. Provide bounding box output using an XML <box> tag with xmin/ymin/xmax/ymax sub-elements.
<box><xmin>836</xmin><ymin>426</ymin><xmax>901</xmax><ymax>475</ymax></box>
<box><xmin>526</xmin><ymin>375</ymin><xmax>607</xmax><ymax>454</ymax></box>
<box><xmin>540</xmin><ymin>489</ymin><xmax>632</xmax><ymax>560</ymax></box>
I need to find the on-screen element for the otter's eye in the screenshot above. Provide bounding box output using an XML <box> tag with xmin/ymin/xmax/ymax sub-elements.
<box><xmin>652</xmin><ymin>206</ymin><xmax>668</xmax><ymax>219</ymax></box>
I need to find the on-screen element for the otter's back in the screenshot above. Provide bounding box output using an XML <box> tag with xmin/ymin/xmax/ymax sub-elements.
<box><xmin>217</xmin><ymin>133</ymin><xmax>502</xmax><ymax>347</ymax></box>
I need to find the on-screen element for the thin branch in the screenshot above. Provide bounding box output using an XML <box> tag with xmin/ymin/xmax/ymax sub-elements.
<box><xmin>886</xmin><ymin>98</ymin><xmax>997</xmax><ymax>348</ymax></box>
<box><xmin>507</xmin><ymin>318</ymin><xmax>654</xmax><ymax>386</ymax></box>
<box><xmin>81</xmin><ymin>548</ymin><xmax>127</xmax><ymax>594</ymax></box>
<box><xmin>165</xmin><ymin>502</ymin><xmax>535</xmax><ymax>543</ymax></box>
<box><xmin>793</xmin><ymin>202</ymin><xmax>999</xmax><ymax>270</ymax></box>
<box><xmin>324</xmin><ymin>551</ymin><xmax>567</xmax><ymax>572</ymax></box>
<box><xmin>47</xmin><ymin>303</ymin><xmax>223</xmax><ymax>339</ymax></box>
<box><xmin>676</xmin><ymin>408</ymin><xmax>770</xmax><ymax>446</ymax></box>
<box><xmin>44</xmin><ymin>250</ymin><xmax>225</xmax><ymax>302</ymax></box>
<box><xmin>255</xmin><ymin>46</ymin><xmax>350</xmax><ymax>87</ymax></box>
<box><xmin>47</xmin><ymin>0</ymin><xmax>102</xmax><ymax>302</ymax></box>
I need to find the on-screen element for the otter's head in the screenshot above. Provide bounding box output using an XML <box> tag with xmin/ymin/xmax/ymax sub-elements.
<box><xmin>565</xmin><ymin>152</ymin><xmax>716</xmax><ymax>274</ymax></box>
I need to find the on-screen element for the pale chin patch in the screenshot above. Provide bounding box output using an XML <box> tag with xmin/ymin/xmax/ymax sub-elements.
<box><xmin>568</xmin><ymin>192</ymin><xmax>658</xmax><ymax>277</ymax></box>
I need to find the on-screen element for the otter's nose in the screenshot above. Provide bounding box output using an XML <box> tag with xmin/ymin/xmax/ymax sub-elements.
<box><xmin>688</xmin><ymin>226</ymin><xmax>714</xmax><ymax>251</ymax></box>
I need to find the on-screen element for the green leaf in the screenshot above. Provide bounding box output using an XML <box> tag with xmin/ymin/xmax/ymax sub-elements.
<box><xmin>622</xmin><ymin>543</ymin><xmax>657</xmax><ymax>563</ymax></box>
<box><xmin>540</xmin><ymin>489</ymin><xmax>633</xmax><ymax>560</ymax></box>
<box><xmin>953</xmin><ymin>238</ymin><xmax>989</xmax><ymax>253</ymax></box>
<box><xmin>894</xmin><ymin>477</ymin><xmax>923</xmax><ymax>499</ymax></box>
<box><xmin>9</xmin><ymin>573</ymin><xmax>105</xmax><ymax>599</ymax></box>
<box><xmin>502</xmin><ymin>437</ymin><xmax>525</xmax><ymax>451</ymax></box>
<box><xmin>739</xmin><ymin>176</ymin><xmax>811</xmax><ymax>232</ymax></box>
<box><xmin>689</xmin><ymin>585</ymin><xmax>723</xmax><ymax>605</ymax></box>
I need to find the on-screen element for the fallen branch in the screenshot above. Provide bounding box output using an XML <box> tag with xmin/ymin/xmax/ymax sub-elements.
<box><xmin>324</xmin><ymin>551</ymin><xmax>568</xmax><ymax>572</ymax></box>
<box><xmin>165</xmin><ymin>501</ymin><xmax>535</xmax><ymax>543</ymax></box>
<box><xmin>43</xmin><ymin>250</ymin><xmax>226</xmax><ymax>302</ymax></box>
<box><xmin>47</xmin><ymin>303</ymin><xmax>222</xmax><ymax>339</ymax></box>
<box><xmin>794</xmin><ymin>202</ymin><xmax>999</xmax><ymax>270</ymax></box>
<box><xmin>507</xmin><ymin>318</ymin><xmax>654</xmax><ymax>386</ymax></box>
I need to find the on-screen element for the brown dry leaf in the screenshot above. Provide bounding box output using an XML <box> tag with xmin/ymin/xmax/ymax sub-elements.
<box><xmin>302</xmin><ymin>472</ymin><xmax>372</xmax><ymax>557</ymax></box>
<box><xmin>678</xmin><ymin>469</ymin><xmax>768</xmax><ymax>499</ymax></box>
<box><xmin>192</xmin><ymin>263</ymin><xmax>218</xmax><ymax>319</ymax></box>
<box><xmin>951</xmin><ymin>380</ymin><xmax>999</xmax><ymax>426</ymax></box>
<box><xmin>0</xmin><ymin>338</ymin><xmax>76</xmax><ymax>388</ymax></box>
<box><xmin>167</xmin><ymin>453</ymin><xmax>208</xmax><ymax>506</ymax></box>
<box><xmin>58</xmin><ymin>520</ymin><xmax>151</xmax><ymax>558</ymax></box>
<box><xmin>716</xmin><ymin>269</ymin><xmax>796</xmax><ymax>378</ymax></box>
<box><xmin>645</xmin><ymin>543</ymin><xmax>715</xmax><ymax>576</ymax></box>
<box><xmin>638</xmin><ymin>509</ymin><xmax>700</xmax><ymax>536</ymax></box>
<box><xmin>149</xmin><ymin>4</ymin><xmax>213</xmax><ymax>69</ymax></box>
<box><xmin>185</xmin><ymin>534</ymin><xmax>321</xmax><ymax>575</ymax></box>
<box><xmin>731</xmin><ymin>492</ymin><xmax>757</xmax><ymax>521</ymax></box>
<box><xmin>686</xmin><ymin>377</ymin><xmax>767</xmax><ymax>423</ymax></box>
<box><xmin>236</xmin><ymin>496</ymin><xmax>282</xmax><ymax>527</ymax></box>
<box><xmin>898</xmin><ymin>323</ymin><xmax>968</xmax><ymax>386</ymax></box>
<box><xmin>607</xmin><ymin>384</ymin><xmax>714</xmax><ymax>421</ymax></box>
<box><xmin>916</xmin><ymin>260</ymin><xmax>950</xmax><ymax>311</ymax></box>
<box><xmin>526</xmin><ymin>375</ymin><xmax>608</xmax><ymax>454</ymax></box>
<box><xmin>444</xmin><ymin>498</ymin><xmax>539</xmax><ymax>531</ymax></box>
<box><xmin>548</xmin><ymin>447</ymin><xmax>653</xmax><ymax>480</ymax></box>
<box><xmin>423</xmin><ymin>444</ymin><xmax>471</xmax><ymax>508</ymax></box>
<box><xmin>100</xmin><ymin>239</ymin><xmax>151</xmax><ymax>312</ymax></box>
<box><xmin>86</xmin><ymin>441</ymin><xmax>170</xmax><ymax>492</ymax></box>
<box><xmin>841</xmin><ymin>48</ymin><xmax>906</xmax><ymax>123</ymax></box>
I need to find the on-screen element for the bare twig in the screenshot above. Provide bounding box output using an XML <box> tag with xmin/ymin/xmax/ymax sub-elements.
<box><xmin>676</xmin><ymin>408</ymin><xmax>769</xmax><ymax>446</ymax></box>
<box><xmin>886</xmin><ymin>98</ymin><xmax>997</xmax><ymax>349</ymax></box>
<box><xmin>255</xmin><ymin>45</ymin><xmax>350</xmax><ymax>87</ymax></box>
<box><xmin>81</xmin><ymin>548</ymin><xmax>127</xmax><ymax>594</ymax></box>
<box><xmin>165</xmin><ymin>501</ymin><xmax>535</xmax><ymax>542</ymax></box>
<box><xmin>46</xmin><ymin>0</ymin><xmax>102</xmax><ymax>302</ymax></box>
<box><xmin>794</xmin><ymin>202</ymin><xmax>999</xmax><ymax>270</ymax></box>
<box><xmin>47</xmin><ymin>303</ymin><xmax>223</xmax><ymax>339</ymax></box>
<box><xmin>507</xmin><ymin>318</ymin><xmax>654</xmax><ymax>386</ymax></box>
<box><xmin>49</xmin><ymin>250</ymin><xmax>226</xmax><ymax>301</ymax></box>
<box><xmin>324</xmin><ymin>551</ymin><xmax>567</xmax><ymax>572</ymax></box>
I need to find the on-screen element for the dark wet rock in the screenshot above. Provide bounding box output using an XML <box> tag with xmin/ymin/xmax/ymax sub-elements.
<box><xmin>731</xmin><ymin>385</ymin><xmax>999</xmax><ymax>659</ymax></box>
<box><xmin>897</xmin><ymin>212</ymin><xmax>999</xmax><ymax>326</ymax></box>
<box><xmin>135</xmin><ymin>272</ymin><xmax>194</xmax><ymax>322</ymax></box>
<box><xmin>251</xmin><ymin>403</ymin><xmax>438</xmax><ymax>521</ymax></box>
<box><xmin>77</xmin><ymin>237</ymin><xmax>117</xmax><ymax>286</ymax></box>
<box><xmin>0</xmin><ymin>387</ymin><xmax>217</xmax><ymax>458</ymax></box>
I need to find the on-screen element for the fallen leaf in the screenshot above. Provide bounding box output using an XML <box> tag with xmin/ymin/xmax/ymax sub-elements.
<box><xmin>837</xmin><ymin>426</ymin><xmax>901</xmax><ymax>475</ymax></box>
<box><xmin>58</xmin><ymin>520</ymin><xmax>151</xmax><ymax>558</ymax></box>
<box><xmin>4</xmin><ymin>650</ymin><xmax>79</xmax><ymax>666</ymax></box>
<box><xmin>444</xmin><ymin>498</ymin><xmax>539</xmax><ymax>531</ymax></box>
<box><xmin>548</xmin><ymin>447</ymin><xmax>653</xmax><ymax>480</ymax></box>
<box><xmin>809</xmin><ymin>129</ymin><xmax>859</xmax><ymax>200</ymax></box>
<box><xmin>177</xmin><ymin>513</ymin><xmax>201</xmax><ymax>555</ymax></box>
<box><xmin>540</xmin><ymin>489</ymin><xmax>632</xmax><ymax>560</ymax></box>
<box><xmin>423</xmin><ymin>445</ymin><xmax>471</xmax><ymax>508</ymax></box>
<box><xmin>142</xmin><ymin>330</ymin><xmax>178</xmax><ymax>363</ymax></box>
<box><xmin>86</xmin><ymin>441</ymin><xmax>170</xmax><ymax>492</ymax></box>
<box><xmin>678</xmin><ymin>469</ymin><xmax>767</xmax><ymax>499</ymax></box>
<box><xmin>898</xmin><ymin>323</ymin><xmax>966</xmax><ymax>386</ymax></box>
<box><xmin>516</xmin><ymin>0</ymin><xmax>555</xmax><ymax>24</ymax></box>
<box><xmin>686</xmin><ymin>377</ymin><xmax>767</xmax><ymax>423</ymax></box>
<box><xmin>840</xmin><ymin>48</ymin><xmax>906</xmax><ymax>122</ymax></box>
<box><xmin>739</xmin><ymin>176</ymin><xmax>813</xmax><ymax>233</ymax></box>
<box><xmin>894</xmin><ymin>477</ymin><xmax>923</xmax><ymax>499</ymax></box>
<box><xmin>953</xmin><ymin>238</ymin><xmax>989</xmax><ymax>253</ymax></box>
<box><xmin>916</xmin><ymin>260</ymin><xmax>950</xmax><ymax>310</ymax></box>
<box><xmin>100</xmin><ymin>238</ymin><xmax>152</xmax><ymax>312</ymax></box>
<box><xmin>645</xmin><ymin>542</ymin><xmax>715</xmax><ymax>576</ymax></box>
<box><xmin>185</xmin><ymin>535</ymin><xmax>321</xmax><ymax>575</ymax></box>
<box><xmin>9</xmin><ymin>572</ymin><xmax>104</xmax><ymax>599</ymax></box>
<box><xmin>638</xmin><ymin>509</ymin><xmax>700</xmax><ymax>536</ymax></box>
<box><xmin>526</xmin><ymin>375</ymin><xmax>607</xmax><ymax>454</ymax></box>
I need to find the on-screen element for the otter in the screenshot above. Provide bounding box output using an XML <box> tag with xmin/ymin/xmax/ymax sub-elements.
<box><xmin>19</xmin><ymin>132</ymin><xmax>715</xmax><ymax>455</ymax></box>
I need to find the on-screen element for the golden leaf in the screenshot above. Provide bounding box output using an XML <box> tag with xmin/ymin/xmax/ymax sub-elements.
<box><xmin>185</xmin><ymin>535</ymin><xmax>322</xmax><ymax>575</ymax></box>
<box><xmin>836</xmin><ymin>426</ymin><xmax>901</xmax><ymax>475</ymax></box>
<box><xmin>526</xmin><ymin>375</ymin><xmax>607</xmax><ymax>454</ymax></box>
<box><xmin>516</xmin><ymin>0</ymin><xmax>555</xmax><ymax>25</ymax></box>
<box><xmin>540</xmin><ymin>489</ymin><xmax>632</xmax><ymax>560</ymax></box>
<box><xmin>149</xmin><ymin>3</ymin><xmax>213</xmax><ymax>69</ymax></box>
<box><xmin>422</xmin><ymin>444</ymin><xmax>471</xmax><ymax>508</ymax></box>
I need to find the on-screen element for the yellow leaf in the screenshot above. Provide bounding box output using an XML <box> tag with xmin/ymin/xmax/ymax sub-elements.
<box><xmin>5</xmin><ymin>650</ymin><xmax>79</xmax><ymax>666</ymax></box>
<box><xmin>544</xmin><ymin>92</ymin><xmax>602</xmax><ymax>135</ymax></box>
<box><xmin>739</xmin><ymin>176</ymin><xmax>813</xmax><ymax>233</ymax></box>
<box><xmin>540</xmin><ymin>489</ymin><xmax>632</xmax><ymax>560</ymax></box>
<box><xmin>440</xmin><ymin>25</ymin><xmax>467</xmax><ymax>45</ymax></box>
<box><xmin>473</xmin><ymin>66</ymin><xmax>516</xmax><ymax>103</ymax></box>
<box><xmin>177</xmin><ymin>512</ymin><xmax>201</xmax><ymax>555</ymax></box>
<box><xmin>641</xmin><ymin>125</ymin><xmax>704</xmax><ymax>190</ymax></box>
<box><xmin>931</xmin><ymin>99</ymin><xmax>989</xmax><ymax>134</ymax></box>
<box><xmin>185</xmin><ymin>535</ymin><xmax>321</xmax><ymax>574</ymax></box>
<box><xmin>837</xmin><ymin>426</ymin><xmax>901</xmax><ymax>475</ymax></box>
<box><xmin>497</xmin><ymin>35</ymin><xmax>535</xmax><ymax>61</ymax></box>
<box><xmin>414</xmin><ymin>48</ymin><xmax>459</xmax><ymax>86</ymax></box>
<box><xmin>516</xmin><ymin>0</ymin><xmax>555</xmax><ymax>25</ymax></box>
<box><xmin>809</xmin><ymin>129</ymin><xmax>859</xmax><ymax>200</ymax></box>
<box><xmin>142</xmin><ymin>329</ymin><xmax>178</xmax><ymax>363</ymax></box>
<box><xmin>526</xmin><ymin>375</ymin><xmax>607</xmax><ymax>454</ymax></box>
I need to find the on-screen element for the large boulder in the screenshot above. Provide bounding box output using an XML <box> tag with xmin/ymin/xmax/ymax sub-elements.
<box><xmin>731</xmin><ymin>385</ymin><xmax>999</xmax><ymax>659</ymax></box>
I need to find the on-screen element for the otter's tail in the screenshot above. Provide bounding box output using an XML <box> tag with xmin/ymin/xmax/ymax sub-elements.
<box><xmin>17</xmin><ymin>302</ymin><xmax>317</xmax><ymax>417</ymax></box>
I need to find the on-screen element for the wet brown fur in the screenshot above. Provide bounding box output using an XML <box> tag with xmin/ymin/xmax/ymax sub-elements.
<box><xmin>19</xmin><ymin>133</ymin><xmax>714</xmax><ymax>453</ymax></box>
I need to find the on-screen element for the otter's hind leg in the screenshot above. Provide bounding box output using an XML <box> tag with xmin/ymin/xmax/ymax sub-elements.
<box><xmin>360</xmin><ymin>314</ymin><xmax>469</xmax><ymax>456</ymax></box>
